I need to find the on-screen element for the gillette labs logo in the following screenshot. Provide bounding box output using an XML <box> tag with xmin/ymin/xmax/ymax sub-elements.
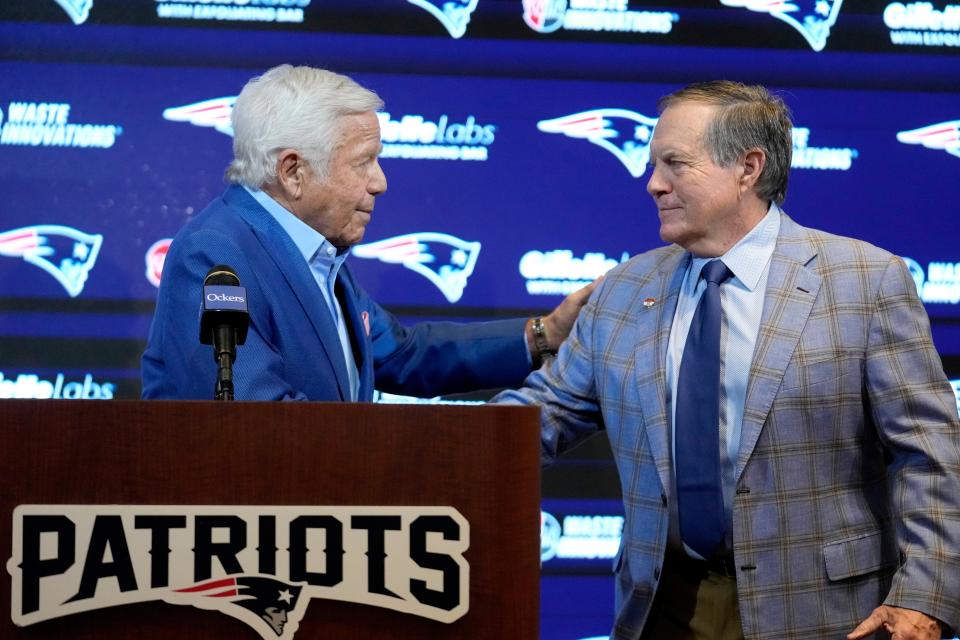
<box><xmin>791</xmin><ymin>127</ymin><xmax>858</xmax><ymax>170</ymax></box>
<box><xmin>521</xmin><ymin>250</ymin><xmax>628</xmax><ymax>296</ymax></box>
<box><xmin>523</xmin><ymin>0</ymin><xmax>678</xmax><ymax>35</ymax></box>
<box><xmin>540</xmin><ymin>511</ymin><xmax>622</xmax><ymax>562</ymax></box>
<box><xmin>903</xmin><ymin>257</ymin><xmax>960</xmax><ymax>304</ymax></box>
<box><xmin>156</xmin><ymin>0</ymin><xmax>309</xmax><ymax>23</ymax></box>
<box><xmin>719</xmin><ymin>0</ymin><xmax>844</xmax><ymax>52</ymax></box>
<box><xmin>0</xmin><ymin>372</ymin><xmax>115</xmax><ymax>399</ymax></box>
<box><xmin>378</xmin><ymin>113</ymin><xmax>495</xmax><ymax>161</ymax></box>
<box><xmin>885</xmin><ymin>3</ymin><xmax>960</xmax><ymax>47</ymax></box>
<box><xmin>0</xmin><ymin>102</ymin><xmax>122</xmax><ymax>149</ymax></box>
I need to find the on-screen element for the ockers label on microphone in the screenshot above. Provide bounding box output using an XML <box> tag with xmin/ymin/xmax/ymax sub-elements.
<box><xmin>203</xmin><ymin>285</ymin><xmax>248</xmax><ymax>312</ymax></box>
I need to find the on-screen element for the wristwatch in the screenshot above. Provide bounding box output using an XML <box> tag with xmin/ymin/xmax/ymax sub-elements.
<box><xmin>532</xmin><ymin>317</ymin><xmax>556</xmax><ymax>362</ymax></box>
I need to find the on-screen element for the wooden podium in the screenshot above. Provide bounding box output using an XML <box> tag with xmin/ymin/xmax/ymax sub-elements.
<box><xmin>0</xmin><ymin>400</ymin><xmax>541</xmax><ymax>639</ymax></box>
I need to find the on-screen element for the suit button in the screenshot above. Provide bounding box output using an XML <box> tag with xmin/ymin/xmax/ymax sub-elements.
<box><xmin>654</xmin><ymin>566</ymin><xmax>660</xmax><ymax>580</ymax></box>
<box><xmin>660</xmin><ymin>493</ymin><xmax>667</xmax><ymax>507</ymax></box>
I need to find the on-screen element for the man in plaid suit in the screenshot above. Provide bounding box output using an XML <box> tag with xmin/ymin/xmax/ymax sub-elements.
<box><xmin>496</xmin><ymin>82</ymin><xmax>960</xmax><ymax>639</ymax></box>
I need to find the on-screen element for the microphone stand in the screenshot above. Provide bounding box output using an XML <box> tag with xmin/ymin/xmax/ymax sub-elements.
<box><xmin>213</xmin><ymin>325</ymin><xmax>236</xmax><ymax>401</ymax></box>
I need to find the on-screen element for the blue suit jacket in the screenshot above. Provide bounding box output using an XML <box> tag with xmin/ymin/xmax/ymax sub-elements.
<box><xmin>142</xmin><ymin>186</ymin><xmax>530</xmax><ymax>401</ymax></box>
<box><xmin>497</xmin><ymin>213</ymin><xmax>960</xmax><ymax>639</ymax></box>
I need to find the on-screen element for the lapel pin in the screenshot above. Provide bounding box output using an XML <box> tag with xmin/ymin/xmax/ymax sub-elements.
<box><xmin>643</xmin><ymin>297</ymin><xmax>656</xmax><ymax>308</ymax></box>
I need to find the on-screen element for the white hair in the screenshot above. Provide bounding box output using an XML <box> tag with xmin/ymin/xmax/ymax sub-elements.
<box><xmin>225</xmin><ymin>65</ymin><xmax>383</xmax><ymax>188</ymax></box>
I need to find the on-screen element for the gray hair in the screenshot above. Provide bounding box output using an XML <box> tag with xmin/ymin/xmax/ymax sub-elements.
<box><xmin>225</xmin><ymin>65</ymin><xmax>383</xmax><ymax>188</ymax></box>
<box><xmin>658</xmin><ymin>81</ymin><xmax>793</xmax><ymax>205</ymax></box>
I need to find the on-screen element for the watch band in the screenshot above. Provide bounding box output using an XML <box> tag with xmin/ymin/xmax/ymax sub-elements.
<box><xmin>532</xmin><ymin>316</ymin><xmax>556</xmax><ymax>361</ymax></box>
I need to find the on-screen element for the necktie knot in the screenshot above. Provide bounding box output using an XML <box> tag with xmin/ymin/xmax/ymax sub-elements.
<box><xmin>701</xmin><ymin>260</ymin><xmax>732</xmax><ymax>286</ymax></box>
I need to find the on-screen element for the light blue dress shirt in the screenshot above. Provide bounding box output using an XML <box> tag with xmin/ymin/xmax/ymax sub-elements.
<box><xmin>243</xmin><ymin>186</ymin><xmax>360</xmax><ymax>401</ymax></box>
<box><xmin>665</xmin><ymin>203</ymin><xmax>781</xmax><ymax>557</ymax></box>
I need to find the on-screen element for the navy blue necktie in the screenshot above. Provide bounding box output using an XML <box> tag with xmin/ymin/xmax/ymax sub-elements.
<box><xmin>675</xmin><ymin>259</ymin><xmax>733</xmax><ymax>559</ymax></box>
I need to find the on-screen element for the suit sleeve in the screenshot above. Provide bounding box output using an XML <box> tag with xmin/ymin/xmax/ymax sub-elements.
<box><xmin>353</xmin><ymin>280</ymin><xmax>533</xmax><ymax>397</ymax></box>
<box><xmin>141</xmin><ymin>227</ymin><xmax>309</xmax><ymax>401</ymax></box>
<box><xmin>866</xmin><ymin>256</ymin><xmax>960</xmax><ymax>631</ymax></box>
<box><xmin>492</xmin><ymin>284</ymin><xmax>605</xmax><ymax>465</ymax></box>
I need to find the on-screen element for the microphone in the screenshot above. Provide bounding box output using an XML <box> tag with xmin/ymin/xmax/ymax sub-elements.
<box><xmin>199</xmin><ymin>265</ymin><xmax>249</xmax><ymax>400</ymax></box>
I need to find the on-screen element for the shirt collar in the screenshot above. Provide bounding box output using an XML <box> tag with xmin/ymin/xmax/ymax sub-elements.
<box><xmin>690</xmin><ymin>202</ymin><xmax>781</xmax><ymax>292</ymax></box>
<box><xmin>243</xmin><ymin>185</ymin><xmax>345</xmax><ymax>269</ymax></box>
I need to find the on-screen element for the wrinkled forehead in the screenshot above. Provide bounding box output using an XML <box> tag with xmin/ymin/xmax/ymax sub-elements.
<box><xmin>651</xmin><ymin>101</ymin><xmax>717</xmax><ymax>154</ymax></box>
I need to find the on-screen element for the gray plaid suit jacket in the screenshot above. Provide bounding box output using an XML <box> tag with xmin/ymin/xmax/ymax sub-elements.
<box><xmin>496</xmin><ymin>213</ymin><xmax>960</xmax><ymax>639</ymax></box>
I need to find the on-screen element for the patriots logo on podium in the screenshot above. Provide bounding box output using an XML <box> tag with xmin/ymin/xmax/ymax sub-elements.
<box><xmin>170</xmin><ymin>576</ymin><xmax>306</xmax><ymax>640</ymax></box>
<box><xmin>896</xmin><ymin>120</ymin><xmax>960</xmax><ymax>159</ymax></box>
<box><xmin>719</xmin><ymin>0</ymin><xmax>844</xmax><ymax>52</ymax></box>
<box><xmin>52</xmin><ymin>0</ymin><xmax>92</xmax><ymax>24</ymax></box>
<box><xmin>0</xmin><ymin>225</ymin><xmax>103</xmax><ymax>297</ymax></box>
<box><xmin>407</xmin><ymin>0</ymin><xmax>479</xmax><ymax>38</ymax></box>
<box><xmin>352</xmin><ymin>232</ymin><xmax>481</xmax><ymax>303</ymax></box>
<box><xmin>163</xmin><ymin>97</ymin><xmax>237</xmax><ymax>136</ymax></box>
<box><xmin>537</xmin><ymin>109</ymin><xmax>658</xmax><ymax>178</ymax></box>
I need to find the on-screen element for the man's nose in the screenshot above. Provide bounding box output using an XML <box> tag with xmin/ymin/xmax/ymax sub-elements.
<box><xmin>646</xmin><ymin>164</ymin><xmax>667</xmax><ymax>198</ymax></box>
<box><xmin>370</xmin><ymin>160</ymin><xmax>387</xmax><ymax>195</ymax></box>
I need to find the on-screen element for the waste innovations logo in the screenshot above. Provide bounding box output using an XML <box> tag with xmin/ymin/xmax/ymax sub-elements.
<box><xmin>163</xmin><ymin>97</ymin><xmax>236</xmax><ymax>135</ymax></box>
<box><xmin>8</xmin><ymin>505</ymin><xmax>469</xmax><ymax>640</ymax></box>
<box><xmin>903</xmin><ymin>257</ymin><xmax>960</xmax><ymax>304</ymax></box>
<box><xmin>146</xmin><ymin>238</ymin><xmax>173</xmax><ymax>287</ymax></box>
<box><xmin>407</xmin><ymin>0</ymin><xmax>478</xmax><ymax>38</ymax></box>
<box><xmin>523</xmin><ymin>0</ymin><xmax>678</xmax><ymax>35</ymax></box>
<box><xmin>378</xmin><ymin>112</ymin><xmax>496</xmax><ymax>161</ymax></box>
<box><xmin>0</xmin><ymin>372</ymin><xmax>115</xmax><ymax>399</ymax></box>
<box><xmin>352</xmin><ymin>233</ymin><xmax>481</xmax><ymax>304</ymax></box>
<box><xmin>0</xmin><ymin>102</ymin><xmax>122</xmax><ymax>149</ymax></box>
<box><xmin>521</xmin><ymin>249</ymin><xmax>628</xmax><ymax>295</ymax></box>
<box><xmin>51</xmin><ymin>0</ymin><xmax>92</xmax><ymax>24</ymax></box>
<box><xmin>885</xmin><ymin>3</ymin><xmax>960</xmax><ymax>47</ymax></box>
<box><xmin>540</xmin><ymin>510</ymin><xmax>622</xmax><ymax>563</ymax></box>
<box><xmin>0</xmin><ymin>225</ymin><xmax>102</xmax><ymax>297</ymax></box>
<box><xmin>537</xmin><ymin>109</ymin><xmax>658</xmax><ymax>177</ymax></box>
<box><xmin>155</xmin><ymin>0</ymin><xmax>310</xmax><ymax>23</ymax></box>
<box><xmin>791</xmin><ymin>126</ymin><xmax>859</xmax><ymax>170</ymax></box>
<box><xmin>719</xmin><ymin>0</ymin><xmax>844</xmax><ymax>51</ymax></box>
<box><xmin>897</xmin><ymin>120</ymin><xmax>960</xmax><ymax>158</ymax></box>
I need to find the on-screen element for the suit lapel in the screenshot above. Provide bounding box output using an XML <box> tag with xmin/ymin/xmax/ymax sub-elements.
<box><xmin>736</xmin><ymin>214</ymin><xmax>821</xmax><ymax>478</ymax></box>
<box><xmin>635</xmin><ymin>249</ymin><xmax>688</xmax><ymax>495</ymax></box>
<box><xmin>225</xmin><ymin>186</ymin><xmax>353</xmax><ymax>400</ymax></box>
<box><xmin>335</xmin><ymin>272</ymin><xmax>374</xmax><ymax>401</ymax></box>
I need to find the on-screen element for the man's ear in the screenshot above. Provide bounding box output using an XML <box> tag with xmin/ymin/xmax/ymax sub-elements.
<box><xmin>740</xmin><ymin>148</ymin><xmax>766</xmax><ymax>194</ymax></box>
<box><xmin>274</xmin><ymin>149</ymin><xmax>306</xmax><ymax>200</ymax></box>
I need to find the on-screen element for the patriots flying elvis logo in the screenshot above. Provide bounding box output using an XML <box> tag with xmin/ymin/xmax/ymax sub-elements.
<box><xmin>172</xmin><ymin>576</ymin><xmax>307</xmax><ymax>639</ymax></box>
<box><xmin>352</xmin><ymin>232</ymin><xmax>481</xmax><ymax>303</ymax></box>
<box><xmin>537</xmin><ymin>109</ymin><xmax>658</xmax><ymax>178</ymax></box>
<box><xmin>407</xmin><ymin>0</ymin><xmax>479</xmax><ymax>38</ymax></box>
<box><xmin>162</xmin><ymin>97</ymin><xmax>237</xmax><ymax>136</ymax></box>
<box><xmin>719</xmin><ymin>0</ymin><xmax>844</xmax><ymax>52</ymax></box>
<box><xmin>896</xmin><ymin>120</ymin><xmax>960</xmax><ymax>159</ymax></box>
<box><xmin>52</xmin><ymin>0</ymin><xmax>92</xmax><ymax>24</ymax></box>
<box><xmin>0</xmin><ymin>225</ymin><xmax>102</xmax><ymax>297</ymax></box>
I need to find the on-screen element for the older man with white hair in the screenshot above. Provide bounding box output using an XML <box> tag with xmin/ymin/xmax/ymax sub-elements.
<box><xmin>142</xmin><ymin>65</ymin><xmax>590</xmax><ymax>400</ymax></box>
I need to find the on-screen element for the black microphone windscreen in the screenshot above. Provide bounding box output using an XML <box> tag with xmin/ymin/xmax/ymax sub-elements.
<box><xmin>204</xmin><ymin>264</ymin><xmax>240</xmax><ymax>287</ymax></box>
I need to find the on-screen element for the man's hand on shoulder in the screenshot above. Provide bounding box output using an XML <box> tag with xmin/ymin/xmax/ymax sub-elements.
<box><xmin>848</xmin><ymin>605</ymin><xmax>944</xmax><ymax>640</ymax></box>
<box><xmin>525</xmin><ymin>278</ymin><xmax>601</xmax><ymax>364</ymax></box>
